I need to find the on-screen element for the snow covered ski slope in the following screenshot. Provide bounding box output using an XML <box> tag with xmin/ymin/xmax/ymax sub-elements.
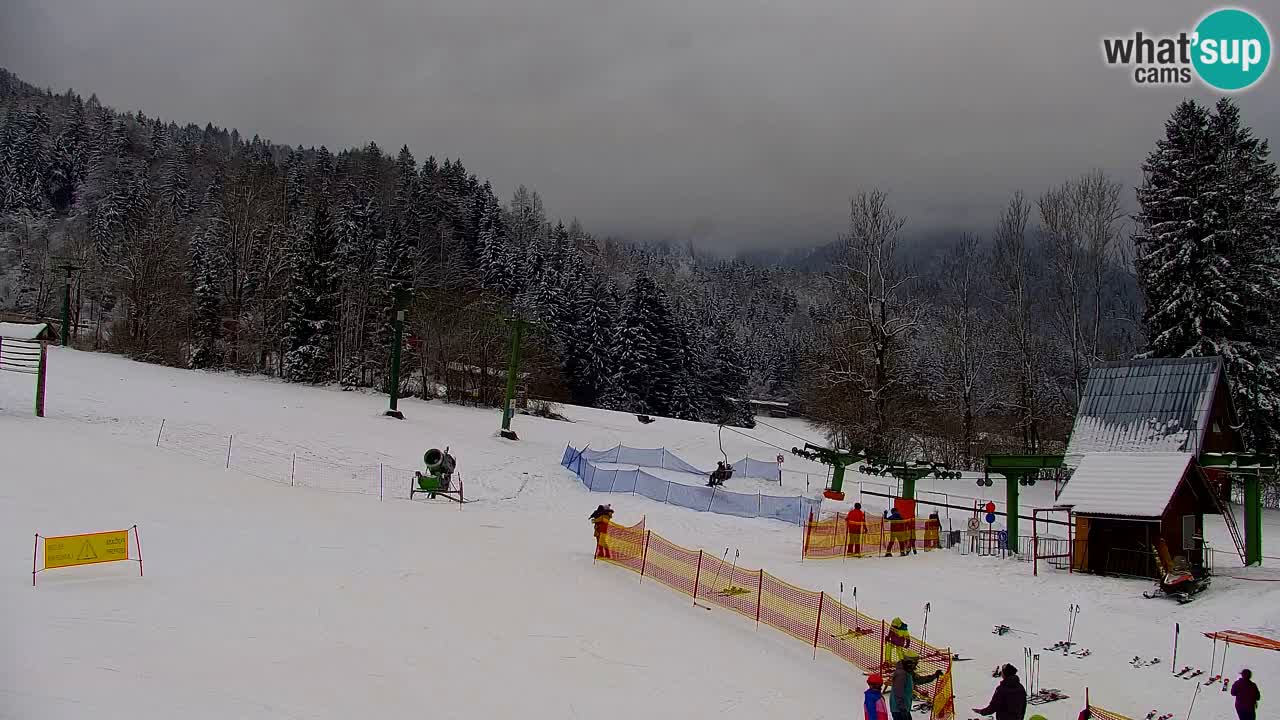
<box><xmin>3</xmin><ymin>347</ymin><xmax>1278</xmax><ymax>719</ymax></box>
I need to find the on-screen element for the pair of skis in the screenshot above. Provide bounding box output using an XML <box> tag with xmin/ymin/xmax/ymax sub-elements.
<box><xmin>1173</xmin><ymin>666</ymin><xmax>1203</xmax><ymax>680</ymax></box>
<box><xmin>1131</xmin><ymin>656</ymin><xmax>1161</xmax><ymax>668</ymax></box>
<box><xmin>1144</xmin><ymin>712</ymin><xmax>1174</xmax><ymax>720</ymax></box>
<box><xmin>693</xmin><ymin>548</ymin><xmax>744</xmax><ymax>610</ymax></box>
<box><xmin>1028</xmin><ymin>688</ymin><xmax>1068</xmax><ymax>705</ymax></box>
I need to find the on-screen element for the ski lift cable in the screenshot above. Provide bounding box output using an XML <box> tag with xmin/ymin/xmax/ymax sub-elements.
<box><xmin>718</xmin><ymin>424</ymin><xmax>794</xmax><ymax>456</ymax></box>
<box><xmin>752</xmin><ymin>417</ymin><xmax>825</xmax><ymax>446</ymax></box>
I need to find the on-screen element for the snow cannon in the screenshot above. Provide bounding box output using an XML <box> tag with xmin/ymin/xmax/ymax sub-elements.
<box><xmin>423</xmin><ymin>448</ymin><xmax>456</xmax><ymax>481</ymax></box>
<box><xmin>411</xmin><ymin>448</ymin><xmax>464</xmax><ymax>502</ymax></box>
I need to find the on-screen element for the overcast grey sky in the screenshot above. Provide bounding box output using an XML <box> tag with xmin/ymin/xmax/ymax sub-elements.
<box><xmin>3</xmin><ymin>1</ymin><xmax>1277</xmax><ymax>250</ymax></box>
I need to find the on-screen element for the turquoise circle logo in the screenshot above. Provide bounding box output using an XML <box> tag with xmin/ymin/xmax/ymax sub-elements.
<box><xmin>1192</xmin><ymin>9</ymin><xmax>1271</xmax><ymax>90</ymax></box>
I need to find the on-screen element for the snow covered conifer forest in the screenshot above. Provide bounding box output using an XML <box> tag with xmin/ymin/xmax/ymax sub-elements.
<box><xmin>3</xmin><ymin>68</ymin><xmax>1279</xmax><ymax>471</ymax></box>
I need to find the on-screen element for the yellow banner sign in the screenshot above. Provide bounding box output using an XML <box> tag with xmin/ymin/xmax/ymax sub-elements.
<box><xmin>44</xmin><ymin>530</ymin><xmax>130</xmax><ymax>570</ymax></box>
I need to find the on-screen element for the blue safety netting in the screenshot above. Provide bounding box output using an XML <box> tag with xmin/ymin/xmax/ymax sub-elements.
<box><xmin>567</xmin><ymin>444</ymin><xmax>780</xmax><ymax>482</ymax></box>
<box><xmin>561</xmin><ymin>444</ymin><xmax>813</xmax><ymax>525</ymax></box>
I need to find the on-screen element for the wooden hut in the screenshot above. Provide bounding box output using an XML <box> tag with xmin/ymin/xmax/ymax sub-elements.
<box><xmin>1057</xmin><ymin>357</ymin><xmax>1244</xmax><ymax>578</ymax></box>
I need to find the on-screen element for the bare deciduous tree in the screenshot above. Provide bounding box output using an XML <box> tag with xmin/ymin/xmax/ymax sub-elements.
<box><xmin>811</xmin><ymin>190</ymin><xmax>923</xmax><ymax>455</ymax></box>
<box><xmin>991</xmin><ymin>191</ymin><xmax>1046</xmax><ymax>453</ymax></box>
<box><xmin>1038</xmin><ymin>170</ymin><xmax>1124</xmax><ymax>407</ymax></box>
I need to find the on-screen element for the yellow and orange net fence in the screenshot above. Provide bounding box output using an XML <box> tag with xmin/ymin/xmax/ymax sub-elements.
<box><xmin>1086</xmin><ymin>705</ymin><xmax>1133</xmax><ymax>720</ymax></box>
<box><xmin>600</xmin><ymin>518</ymin><xmax>956</xmax><ymax>720</ymax></box>
<box><xmin>803</xmin><ymin>513</ymin><xmax>944</xmax><ymax>559</ymax></box>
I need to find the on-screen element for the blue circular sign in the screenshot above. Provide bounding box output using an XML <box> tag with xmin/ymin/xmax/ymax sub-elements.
<box><xmin>985</xmin><ymin>513</ymin><xmax>996</xmax><ymax>524</ymax></box>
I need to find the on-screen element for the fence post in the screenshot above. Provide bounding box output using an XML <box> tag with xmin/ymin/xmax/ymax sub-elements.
<box><xmin>1032</xmin><ymin>516</ymin><xmax>1038</xmax><ymax>576</ymax></box>
<box><xmin>155</xmin><ymin>418</ymin><xmax>165</xmax><ymax>447</ymax></box>
<box><xmin>379</xmin><ymin>463</ymin><xmax>384</xmax><ymax>501</ymax></box>
<box><xmin>225</xmin><ymin>434</ymin><xmax>233</xmax><ymax>469</ymax></box>
<box><xmin>692</xmin><ymin>550</ymin><xmax>704</xmax><ymax>604</ymax></box>
<box><xmin>880</xmin><ymin>619</ymin><xmax>887</xmax><ymax>669</ymax></box>
<box><xmin>758</xmin><ymin>493</ymin><xmax>763</xmax><ymax>517</ymax></box>
<box><xmin>35</xmin><ymin>342</ymin><xmax>47</xmax><ymax>417</ymax></box>
<box><xmin>640</xmin><ymin>531</ymin><xmax>650</xmax><ymax>583</ymax></box>
<box><xmin>755</xmin><ymin>568</ymin><xmax>764</xmax><ymax>628</ymax></box>
<box><xmin>813</xmin><ymin>591</ymin><xmax>825</xmax><ymax>658</ymax></box>
<box><xmin>803</xmin><ymin>509</ymin><xmax>813</xmax><ymax>559</ymax></box>
<box><xmin>663</xmin><ymin>481</ymin><xmax>672</xmax><ymax>504</ymax></box>
<box><xmin>291</xmin><ymin>453</ymin><xmax>296</xmax><ymax>486</ymax></box>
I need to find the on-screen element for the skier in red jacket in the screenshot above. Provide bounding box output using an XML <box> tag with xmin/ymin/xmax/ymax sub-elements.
<box><xmin>846</xmin><ymin>503</ymin><xmax>867</xmax><ymax>556</ymax></box>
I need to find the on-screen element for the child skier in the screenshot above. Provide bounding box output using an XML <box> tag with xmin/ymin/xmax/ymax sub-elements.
<box><xmin>864</xmin><ymin>673</ymin><xmax>889</xmax><ymax>720</ymax></box>
<box><xmin>590</xmin><ymin>505</ymin><xmax>614</xmax><ymax>559</ymax></box>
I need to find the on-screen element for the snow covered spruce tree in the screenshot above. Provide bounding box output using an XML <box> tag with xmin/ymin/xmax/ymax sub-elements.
<box><xmin>1135</xmin><ymin>98</ymin><xmax>1280</xmax><ymax>451</ymax></box>
<box><xmin>189</xmin><ymin>178</ymin><xmax>227</xmax><ymax>368</ymax></box>
<box><xmin>283</xmin><ymin>201</ymin><xmax>339</xmax><ymax>383</ymax></box>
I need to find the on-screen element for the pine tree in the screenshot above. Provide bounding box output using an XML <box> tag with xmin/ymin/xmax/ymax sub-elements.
<box><xmin>283</xmin><ymin>202</ymin><xmax>339</xmax><ymax>383</ymax></box>
<box><xmin>610</xmin><ymin>274</ymin><xmax>683</xmax><ymax>415</ymax></box>
<box><xmin>1205</xmin><ymin>99</ymin><xmax>1280</xmax><ymax>450</ymax></box>
<box><xmin>1136</xmin><ymin>98</ymin><xmax>1280</xmax><ymax>450</ymax></box>
<box><xmin>569</xmin><ymin>279</ymin><xmax>620</xmax><ymax>405</ymax></box>
<box><xmin>188</xmin><ymin>178</ymin><xmax>226</xmax><ymax>367</ymax></box>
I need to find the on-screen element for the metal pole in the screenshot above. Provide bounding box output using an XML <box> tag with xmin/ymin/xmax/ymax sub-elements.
<box><xmin>35</xmin><ymin>342</ymin><xmax>47</xmax><ymax>417</ymax></box>
<box><xmin>1245</xmin><ymin>473</ymin><xmax>1263</xmax><ymax>565</ymax></box>
<box><xmin>385</xmin><ymin>290</ymin><xmax>406</xmax><ymax>419</ymax></box>
<box><xmin>61</xmin><ymin>270</ymin><xmax>72</xmax><ymax>347</ymax></box>
<box><xmin>499</xmin><ymin>318</ymin><xmax>524</xmax><ymax>439</ymax></box>
<box><xmin>1006</xmin><ymin>475</ymin><xmax>1020</xmax><ymax>553</ymax></box>
<box><xmin>813</xmin><ymin>592</ymin><xmax>825</xmax><ymax>658</ymax></box>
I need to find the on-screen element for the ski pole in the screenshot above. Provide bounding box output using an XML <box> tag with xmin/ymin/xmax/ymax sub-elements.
<box><xmin>838</xmin><ymin>582</ymin><xmax>847</xmax><ymax>636</ymax></box>
<box><xmin>922</xmin><ymin>602</ymin><xmax>931</xmax><ymax>645</ymax></box>
<box><xmin>709</xmin><ymin>547</ymin><xmax>729</xmax><ymax>596</ymax></box>
<box><xmin>726</xmin><ymin>549</ymin><xmax>740</xmax><ymax>592</ymax></box>
<box><xmin>1186</xmin><ymin>682</ymin><xmax>1201</xmax><ymax>719</ymax></box>
<box><xmin>1173</xmin><ymin>623</ymin><xmax>1180</xmax><ymax>676</ymax></box>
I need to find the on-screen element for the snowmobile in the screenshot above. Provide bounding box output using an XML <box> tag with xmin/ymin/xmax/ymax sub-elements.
<box><xmin>1142</xmin><ymin>554</ymin><xmax>1209</xmax><ymax>604</ymax></box>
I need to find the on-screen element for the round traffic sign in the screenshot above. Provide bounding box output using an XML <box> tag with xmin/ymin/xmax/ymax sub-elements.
<box><xmin>967</xmin><ymin>517</ymin><xmax>981</xmax><ymax>531</ymax></box>
<box><xmin>985</xmin><ymin>513</ymin><xmax>996</xmax><ymax>524</ymax></box>
<box><xmin>984</xmin><ymin>501</ymin><xmax>996</xmax><ymax>513</ymax></box>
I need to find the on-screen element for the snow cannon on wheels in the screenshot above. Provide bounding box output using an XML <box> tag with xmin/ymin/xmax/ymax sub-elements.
<box><xmin>411</xmin><ymin>448</ymin><xmax>465</xmax><ymax>503</ymax></box>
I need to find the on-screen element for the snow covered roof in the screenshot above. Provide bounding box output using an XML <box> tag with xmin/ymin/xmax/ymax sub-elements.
<box><xmin>0</xmin><ymin>322</ymin><xmax>51</xmax><ymax>341</ymax></box>
<box><xmin>1064</xmin><ymin>357</ymin><xmax>1223</xmax><ymax>467</ymax></box>
<box><xmin>1054</xmin><ymin>452</ymin><xmax>1194</xmax><ymax>518</ymax></box>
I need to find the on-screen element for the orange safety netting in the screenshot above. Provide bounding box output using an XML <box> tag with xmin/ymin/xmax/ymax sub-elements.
<box><xmin>1086</xmin><ymin>705</ymin><xmax>1133</xmax><ymax>720</ymax></box>
<box><xmin>1203</xmin><ymin>630</ymin><xmax>1280</xmax><ymax>651</ymax></box>
<box><xmin>598</xmin><ymin>519</ymin><xmax>956</xmax><ymax>720</ymax></box>
<box><xmin>803</xmin><ymin>514</ymin><xmax>944</xmax><ymax>559</ymax></box>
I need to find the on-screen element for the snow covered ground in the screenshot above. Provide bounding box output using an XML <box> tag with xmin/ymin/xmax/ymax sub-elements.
<box><xmin>3</xmin><ymin>347</ymin><xmax>1278</xmax><ymax>720</ymax></box>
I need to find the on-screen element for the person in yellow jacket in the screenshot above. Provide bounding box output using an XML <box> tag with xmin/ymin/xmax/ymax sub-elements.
<box><xmin>590</xmin><ymin>505</ymin><xmax>614</xmax><ymax>559</ymax></box>
<box><xmin>885</xmin><ymin>617</ymin><xmax>918</xmax><ymax>665</ymax></box>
